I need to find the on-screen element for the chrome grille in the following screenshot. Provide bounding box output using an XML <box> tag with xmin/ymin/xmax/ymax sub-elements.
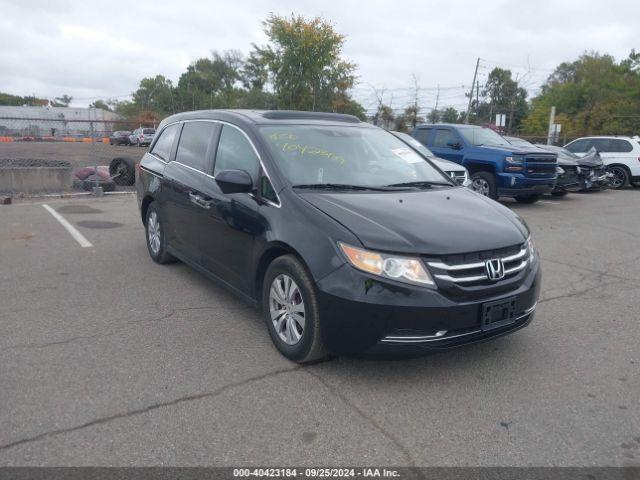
<box><xmin>525</xmin><ymin>154</ymin><xmax>557</xmax><ymax>176</ymax></box>
<box><xmin>446</xmin><ymin>170</ymin><xmax>466</xmax><ymax>185</ymax></box>
<box><xmin>427</xmin><ymin>245</ymin><xmax>530</xmax><ymax>286</ymax></box>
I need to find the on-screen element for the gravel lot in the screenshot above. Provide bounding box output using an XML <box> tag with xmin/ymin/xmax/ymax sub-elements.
<box><xmin>0</xmin><ymin>141</ymin><xmax>145</xmax><ymax>170</ymax></box>
<box><xmin>0</xmin><ymin>190</ymin><xmax>638</xmax><ymax>467</ymax></box>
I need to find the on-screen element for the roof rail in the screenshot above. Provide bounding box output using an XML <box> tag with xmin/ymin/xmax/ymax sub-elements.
<box><xmin>261</xmin><ymin>110</ymin><xmax>361</xmax><ymax>123</ymax></box>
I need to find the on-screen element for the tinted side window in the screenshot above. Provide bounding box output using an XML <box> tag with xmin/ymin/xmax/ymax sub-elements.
<box><xmin>176</xmin><ymin>122</ymin><xmax>216</xmax><ymax>172</ymax></box>
<box><xmin>433</xmin><ymin>129</ymin><xmax>458</xmax><ymax>148</ymax></box>
<box><xmin>566</xmin><ymin>139</ymin><xmax>591</xmax><ymax>153</ymax></box>
<box><xmin>609</xmin><ymin>139</ymin><xmax>633</xmax><ymax>153</ymax></box>
<box><xmin>214</xmin><ymin>125</ymin><xmax>259</xmax><ymax>180</ymax></box>
<box><xmin>413</xmin><ymin>128</ymin><xmax>432</xmax><ymax>146</ymax></box>
<box><xmin>150</xmin><ymin>124</ymin><xmax>179</xmax><ymax>161</ymax></box>
<box><xmin>591</xmin><ymin>139</ymin><xmax>612</xmax><ymax>152</ymax></box>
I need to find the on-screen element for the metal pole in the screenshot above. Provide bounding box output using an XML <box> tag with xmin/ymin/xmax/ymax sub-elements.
<box><xmin>90</xmin><ymin>109</ymin><xmax>103</xmax><ymax>196</ymax></box>
<box><xmin>546</xmin><ymin>106</ymin><xmax>556</xmax><ymax>145</ymax></box>
<box><xmin>465</xmin><ymin>58</ymin><xmax>480</xmax><ymax>124</ymax></box>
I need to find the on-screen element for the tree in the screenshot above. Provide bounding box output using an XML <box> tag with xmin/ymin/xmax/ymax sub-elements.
<box><xmin>255</xmin><ymin>14</ymin><xmax>362</xmax><ymax>113</ymax></box>
<box><xmin>89</xmin><ymin>99</ymin><xmax>112</xmax><ymax>111</ymax></box>
<box><xmin>133</xmin><ymin>75</ymin><xmax>175</xmax><ymax>115</ymax></box>
<box><xmin>51</xmin><ymin>94</ymin><xmax>72</xmax><ymax>107</ymax></box>
<box><xmin>441</xmin><ymin>107</ymin><xmax>462</xmax><ymax>123</ymax></box>
<box><xmin>474</xmin><ymin>68</ymin><xmax>528</xmax><ymax>131</ymax></box>
<box><xmin>521</xmin><ymin>51</ymin><xmax>640</xmax><ymax>137</ymax></box>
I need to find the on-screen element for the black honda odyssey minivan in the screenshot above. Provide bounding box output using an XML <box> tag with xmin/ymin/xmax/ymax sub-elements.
<box><xmin>136</xmin><ymin>110</ymin><xmax>540</xmax><ymax>362</ymax></box>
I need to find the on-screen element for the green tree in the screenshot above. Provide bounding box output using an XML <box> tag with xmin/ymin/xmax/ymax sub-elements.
<box><xmin>89</xmin><ymin>99</ymin><xmax>112</xmax><ymax>111</ymax></box>
<box><xmin>440</xmin><ymin>107</ymin><xmax>462</xmax><ymax>123</ymax></box>
<box><xmin>51</xmin><ymin>94</ymin><xmax>73</xmax><ymax>107</ymax></box>
<box><xmin>474</xmin><ymin>68</ymin><xmax>528</xmax><ymax>131</ymax></box>
<box><xmin>521</xmin><ymin>51</ymin><xmax>640</xmax><ymax>137</ymax></box>
<box><xmin>255</xmin><ymin>14</ymin><xmax>362</xmax><ymax>113</ymax></box>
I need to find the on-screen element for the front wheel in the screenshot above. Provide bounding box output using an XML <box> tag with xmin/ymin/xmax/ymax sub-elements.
<box><xmin>470</xmin><ymin>172</ymin><xmax>497</xmax><ymax>199</ymax></box>
<box><xmin>145</xmin><ymin>203</ymin><xmax>175</xmax><ymax>264</ymax></box>
<box><xmin>514</xmin><ymin>195</ymin><xmax>541</xmax><ymax>204</ymax></box>
<box><xmin>262</xmin><ymin>255</ymin><xmax>327</xmax><ymax>363</ymax></box>
<box><xmin>608</xmin><ymin>166</ymin><xmax>629</xmax><ymax>189</ymax></box>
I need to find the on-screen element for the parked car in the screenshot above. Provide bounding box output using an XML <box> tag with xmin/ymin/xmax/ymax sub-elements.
<box><xmin>390</xmin><ymin>131</ymin><xmax>470</xmax><ymax>186</ymax></box>
<box><xmin>503</xmin><ymin>137</ymin><xmax>577</xmax><ymax>196</ymax></box>
<box><xmin>536</xmin><ymin>145</ymin><xmax>610</xmax><ymax>192</ymax></box>
<box><xmin>412</xmin><ymin>124</ymin><xmax>557</xmax><ymax>203</ymax></box>
<box><xmin>109</xmin><ymin>131</ymin><xmax>131</xmax><ymax>145</ymax></box>
<box><xmin>564</xmin><ymin>136</ymin><xmax>640</xmax><ymax>189</ymax></box>
<box><xmin>130</xmin><ymin>128</ymin><xmax>155</xmax><ymax>147</ymax></box>
<box><xmin>136</xmin><ymin>110</ymin><xmax>540</xmax><ymax>362</ymax></box>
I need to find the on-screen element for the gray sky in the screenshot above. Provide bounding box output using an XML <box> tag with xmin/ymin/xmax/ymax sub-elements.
<box><xmin>1</xmin><ymin>0</ymin><xmax>638</xmax><ymax>115</ymax></box>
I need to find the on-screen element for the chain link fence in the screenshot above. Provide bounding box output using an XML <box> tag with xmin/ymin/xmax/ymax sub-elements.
<box><xmin>0</xmin><ymin>115</ymin><xmax>152</xmax><ymax>196</ymax></box>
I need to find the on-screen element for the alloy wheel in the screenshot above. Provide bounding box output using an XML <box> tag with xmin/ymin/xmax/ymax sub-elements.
<box><xmin>147</xmin><ymin>211</ymin><xmax>161</xmax><ymax>255</ymax></box>
<box><xmin>608</xmin><ymin>167</ymin><xmax>626</xmax><ymax>189</ymax></box>
<box><xmin>269</xmin><ymin>274</ymin><xmax>306</xmax><ymax>345</ymax></box>
<box><xmin>472</xmin><ymin>178</ymin><xmax>490</xmax><ymax>196</ymax></box>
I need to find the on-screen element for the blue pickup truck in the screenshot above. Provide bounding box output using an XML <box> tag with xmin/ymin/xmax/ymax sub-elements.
<box><xmin>411</xmin><ymin>124</ymin><xmax>557</xmax><ymax>203</ymax></box>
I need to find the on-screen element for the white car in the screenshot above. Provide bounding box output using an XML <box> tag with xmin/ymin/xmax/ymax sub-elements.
<box><xmin>390</xmin><ymin>131</ymin><xmax>471</xmax><ymax>187</ymax></box>
<box><xmin>129</xmin><ymin>128</ymin><xmax>156</xmax><ymax>147</ymax></box>
<box><xmin>564</xmin><ymin>136</ymin><xmax>640</xmax><ymax>188</ymax></box>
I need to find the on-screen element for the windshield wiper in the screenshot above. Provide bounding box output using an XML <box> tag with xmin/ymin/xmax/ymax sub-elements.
<box><xmin>385</xmin><ymin>180</ymin><xmax>452</xmax><ymax>188</ymax></box>
<box><xmin>292</xmin><ymin>183</ymin><xmax>396</xmax><ymax>191</ymax></box>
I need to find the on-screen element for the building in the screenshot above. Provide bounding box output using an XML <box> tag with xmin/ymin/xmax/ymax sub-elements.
<box><xmin>0</xmin><ymin>106</ymin><xmax>122</xmax><ymax>137</ymax></box>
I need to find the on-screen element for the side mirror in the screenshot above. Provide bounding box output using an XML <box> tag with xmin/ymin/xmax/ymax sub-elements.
<box><xmin>215</xmin><ymin>169</ymin><xmax>253</xmax><ymax>194</ymax></box>
<box><xmin>446</xmin><ymin>141</ymin><xmax>461</xmax><ymax>150</ymax></box>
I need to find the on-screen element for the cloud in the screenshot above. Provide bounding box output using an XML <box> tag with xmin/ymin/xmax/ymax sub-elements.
<box><xmin>0</xmin><ymin>0</ymin><xmax>638</xmax><ymax>112</ymax></box>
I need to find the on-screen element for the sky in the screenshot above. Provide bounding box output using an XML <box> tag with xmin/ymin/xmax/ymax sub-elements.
<box><xmin>1</xmin><ymin>0</ymin><xmax>638</xmax><ymax>115</ymax></box>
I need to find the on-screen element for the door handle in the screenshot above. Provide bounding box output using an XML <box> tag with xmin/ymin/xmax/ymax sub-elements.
<box><xmin>189</xmin><ymin>192</ymin><xmax>212</xmax><ymax>209</ymax></box>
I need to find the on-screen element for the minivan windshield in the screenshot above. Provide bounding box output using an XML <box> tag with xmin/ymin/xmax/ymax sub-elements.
<box><xmin>459</xmin><ymin>127</ymin><xmax>510</xmax><ymax>147</ymax></box>
<box><xmin>259</xmin><ymin>125</ymin><xmax>453</xmax><ymax>189</ymax></box>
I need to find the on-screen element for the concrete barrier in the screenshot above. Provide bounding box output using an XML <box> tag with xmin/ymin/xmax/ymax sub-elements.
<box><xmin>0</xmin><ymin>159</ymin><xmax>73</xmax><ymax>195</ymax></box>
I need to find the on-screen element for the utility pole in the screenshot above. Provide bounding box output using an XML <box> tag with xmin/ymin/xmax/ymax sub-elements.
<box><xmin>508</xmin><ymin>74</ymin><xmax>519</xmax><ymax>133</ymax></box>
<box><xmin>465</xmin><ymin>57</ymin><xmax>480</xmax><ymax>124</ymax></box>
<box><xmin>547</xmin><ymin>106</ymin><xmax>556</xmax><ymax>145</ymax></box>
<box><xmin>433</xmin><ymin>84</ymin><xmax>440</xmax><ymax>123</ymax></box>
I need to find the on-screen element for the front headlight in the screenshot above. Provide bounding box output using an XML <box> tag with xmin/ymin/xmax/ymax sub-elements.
<box><xmin>462</xmin><ymin>169</ymin><xmax>472</xmax><ymax>188</ymax></box>
<box><xmin>505</xmin><ymin>155</ymin><xmax>524</xmax><ymax>172</ymax></box>
<box><xmin>338</xmin><ymin>243</ymin><xmax>435</xmax><ymax>287</ymax></box>
<box><xmin>556</xmin><ymin>166</ymin><xmax>565</xmax><ymax>175</ymax></box>
<box><xmin>527</xmin><ymin>235</ymin><xmax>536</xmax><ymax>257</ymax></box>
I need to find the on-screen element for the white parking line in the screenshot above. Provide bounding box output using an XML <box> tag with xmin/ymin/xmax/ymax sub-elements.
<box><xmin>42</xmin><ymin>204</ymin><xmax>93</xmax><ymax>248</ymax></box>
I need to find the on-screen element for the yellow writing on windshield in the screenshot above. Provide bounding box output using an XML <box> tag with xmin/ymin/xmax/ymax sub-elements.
<box><xmin>279</xmin><ymin>142</ymin><xmax>346</xmax><ymax>166</ymax></box>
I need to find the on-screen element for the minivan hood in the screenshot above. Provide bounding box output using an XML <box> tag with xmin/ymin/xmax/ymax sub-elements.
<box><xmin>297</xmin><ymin>188</ymin><xmax>527</xmax><ymax>255</ymax></box>
<box><xmin>429</xmin><ymin>156</ymin><xmax>465</xmax><ymax>172</ymax></box>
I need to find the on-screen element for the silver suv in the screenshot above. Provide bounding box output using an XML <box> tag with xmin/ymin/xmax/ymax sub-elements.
<box><xmin>130</xmin><ymin>128</ymin><xmax>155</xmax><ymax>147</ymax></box>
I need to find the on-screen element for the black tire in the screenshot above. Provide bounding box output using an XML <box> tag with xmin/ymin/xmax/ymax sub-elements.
<box><xmin>262</xmin><ymin>255</ymin><xmax>327</xmax><ymax>363</ymax></box>
<box><xmin>551</xmin><ymin>190</ymin><xmax>568</xmax><ymax>197</ymax></box>
<box><xmin>514</xmin><ymin>194</ymin><xmax>541</xmax><ymax>204</ymax></box>
<box><xmin>81</xmin><ymin>179</ymin><xmax>116</xmax><ymax>192</ymax></box>
<box><xmin>607</xmin><ymin>165</ymin><xmax>629</xmax><ymax>189</ymax></box>
<box><xmin>470</xmin><ymin>171</ymin><xmax>497</xmax><ymax>199</ymax></box>
<box><xmin>144</xmin><ymin>202</ymin><xmax>175</xmax><ymax>264</ymax></box>
<box><xmin>109</xmin><ymin>156</ymin><xmax>136</xmax><ymax>186</ymax></box>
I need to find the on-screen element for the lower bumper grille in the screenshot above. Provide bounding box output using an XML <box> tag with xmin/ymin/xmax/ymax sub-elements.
<box><xmin>380</xmin><ymin>303</ymin><xmax>536</xmax><ymax>344</ymax></box>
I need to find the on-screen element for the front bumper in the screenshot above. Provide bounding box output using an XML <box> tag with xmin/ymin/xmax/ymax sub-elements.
<box><xmin>315</xmin><ymin>259</ymin><xmax>541</xmax><ymax>355</ymax></box>
<box><xmin>496</xmin><ymin>173</ymin><xmax>556</xmax><ymax>197</ymax></box>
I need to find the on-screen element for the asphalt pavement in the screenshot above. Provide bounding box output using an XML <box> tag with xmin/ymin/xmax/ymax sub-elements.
<box><xmin>0</xmin><ymin>190</ymin><xmax>638</xmax><ymax>466</ymax></box>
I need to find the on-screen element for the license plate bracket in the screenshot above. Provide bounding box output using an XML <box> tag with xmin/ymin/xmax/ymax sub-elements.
<box><xmin>481</xmin><ymin>296</ymin><xmax>517</xmax><ymax>331</ymax></box>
